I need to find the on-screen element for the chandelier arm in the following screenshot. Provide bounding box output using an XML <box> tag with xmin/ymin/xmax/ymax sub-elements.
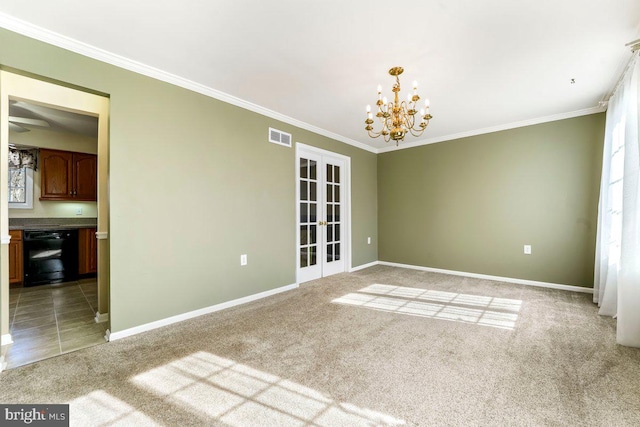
<box><xmin>408</xmin><ymin>127</ymin><xmax>425</xmax><ymax>137</ymax></box>
<box><xmin>367</xmin><ymin>129</ymin><xmax>383</xmax><ymax>139</ymax></box>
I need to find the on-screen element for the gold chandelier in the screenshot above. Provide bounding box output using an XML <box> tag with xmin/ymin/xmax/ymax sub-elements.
<box><xmin>365</xmin><ymin>66</ymin><xmax>432</xmax><ymax>144</ymax></box>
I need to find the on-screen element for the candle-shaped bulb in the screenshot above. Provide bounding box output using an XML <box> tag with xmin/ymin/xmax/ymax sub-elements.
<box><xmin>366</xmin><ymin>104</ymin><xmax>371</xmax><ymax>113</ymax></box>
<box><xmin>407</xmin><ymin>93</ymin><xmax>412</xmax><ymax>102</ymax></box>
<box><xmin>383</xmin><ymin>96</ymin><xmax>388</xmax><ymax>105</ymax></box>
<box><xmin>420</xmin><ymin>108</ymin><xmax>425</xmax><ymax>116</ymax></box>
<box><xmin>377</xmin><ymin>84</ymin><xmax>382</xmax><ymax>94</ymax></box>
<box><xmin>412</xmin><ymin>81</ymin><xmax>418</xmax><ymax>90</ymax></box>
<box><xmin>424</xmin><ymin>99</ymin><xmax>430</xmax><ymax>107</ymax></box>
<box><xmin>367</xmin><ymin>112</ymin><xmax>373</xmax><ymax>119</ymax></box>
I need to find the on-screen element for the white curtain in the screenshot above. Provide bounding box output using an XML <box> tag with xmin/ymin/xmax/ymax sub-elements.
<box><xmin>594</xmin><ymin>51</ymin><xmax>640</xmax><ymax>347</ymax></box>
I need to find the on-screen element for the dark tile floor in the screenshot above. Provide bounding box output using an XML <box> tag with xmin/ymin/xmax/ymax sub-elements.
<box><xmin>5</xmin><ymin>280</ymin><xmax>107</xmax><ymax>369</ymax></box>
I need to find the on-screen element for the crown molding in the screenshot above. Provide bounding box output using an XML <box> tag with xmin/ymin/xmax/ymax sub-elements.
<box><xmin>376</xmin><ymin>106</ymin><xmax>606</xmax><ymax>153</ymax></box>
<box><xmin>0</xmin><ymin>12</ymin><xmax>377</xmax><ymax>154</ymax></box>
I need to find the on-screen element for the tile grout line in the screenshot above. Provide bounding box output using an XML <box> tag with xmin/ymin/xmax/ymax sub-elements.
<box><xmin>78</xmin><ymin>282</ymin><xmax>96</xmax><ymax>313</ymax></box>
<box><xmin>52</xmin><ymin>290</ymin><xmax>63</xmax><ymax>355</ymax></box>
<box><xmin>10</xmin><ymin>289</ymin><xmax>22</xmax><ymax>332</ymax></box>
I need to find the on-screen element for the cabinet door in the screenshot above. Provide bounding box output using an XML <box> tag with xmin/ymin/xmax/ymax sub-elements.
<box><xmin>73</xmin><ymin>153</ymin><xmax>97</xmax><ymax>201</ymax></box>
<box><xmin>40</xmin><ymin>149</ymin><xmax>73</xmax><ymax>200</ymax></box>
<box><xmin>79</xmin><ymin>228</ymin><xmax>98</xmax><ymax>274</ymax></box>
<box><xmin>8</xmin><ymin>230</ymin><xmax>23</xmax><ymax>284</ymax></box>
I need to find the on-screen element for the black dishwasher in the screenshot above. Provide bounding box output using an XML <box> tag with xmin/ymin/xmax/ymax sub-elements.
<box><xmin>23</xmin><ymin>229</ymin><xmax>79</xmax><ymax>287</ymax></box>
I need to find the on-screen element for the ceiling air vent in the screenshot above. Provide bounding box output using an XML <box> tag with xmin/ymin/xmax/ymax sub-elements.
<box><xmin>269</xmin><ymin>127</ymin><xmax>292</xmax><ymax>147</ymax></box>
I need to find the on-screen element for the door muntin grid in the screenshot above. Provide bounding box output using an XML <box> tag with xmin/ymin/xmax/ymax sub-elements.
<box><xmin>325</xmin><ymin>163</ymin><xmax>341</xmax><ymax>263</ymax></box>
<box><xmin>299</xmin><ymin>158</ymin><xmax>318</xmax><ymax>268</ymax></box>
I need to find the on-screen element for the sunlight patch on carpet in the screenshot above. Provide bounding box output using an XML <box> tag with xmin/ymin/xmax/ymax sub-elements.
<box><xmin>131</xmin><ymin>351</ymin><xmax>406</xmax><ymax>426</ymax></box>
<box><xmin>332</xmin><ymin>284</ymin><xmax>521</xmax><ymax>330</ymax></box>
<box><xmin>68</xmin><ymin>390</ymin><xmax>161</xmax><ymax>426</ymax></box>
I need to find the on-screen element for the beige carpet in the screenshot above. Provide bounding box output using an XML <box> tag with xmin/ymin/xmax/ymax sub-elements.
<box><xmin>1</xmin><ymin>265</ymin><xmax>639</xmax><ymax>426</ymax></box>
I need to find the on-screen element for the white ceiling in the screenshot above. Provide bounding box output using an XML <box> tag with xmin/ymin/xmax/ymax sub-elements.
<box><xmin>10</xmin><ymin>100</ymin><xmax>98</xmax><ymax>138</ymax></box>
<box><xmin>1</xmin><ymin>1</ymin><xmax>639</xmax><ymax>152</ymax></box>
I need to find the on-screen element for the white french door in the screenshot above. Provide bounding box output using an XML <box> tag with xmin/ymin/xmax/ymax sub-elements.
<box><xmin>297</xmin><ymin>145</ymin><xmax>349</xmax><ymax>283</ymax></box>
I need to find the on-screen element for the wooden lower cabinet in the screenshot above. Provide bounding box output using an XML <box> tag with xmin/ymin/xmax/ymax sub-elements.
<box><xmin>79</xmin><ymin>228</ymin><xmax>98</xmax><ymax>274</ymax></box>
<box><xmin>9</xmin><ymin>230</ymin><xmax>23</xmax><ymax>284</ymax></box>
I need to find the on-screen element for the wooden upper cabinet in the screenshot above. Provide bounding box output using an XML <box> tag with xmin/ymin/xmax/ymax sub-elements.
<box><xmin>40</xmin><ymin>149</ymin><xmax>73</xmax><ymax>200</ymax></box>
<box><xmin>40</xmin><ymin>149</ymin><xmax>97</xmax><ymax>201</ymax></box>
<box><xmin>74</xmin><ymin>153</ymin><xmax>98</xmax><ymax>201</ymax></box>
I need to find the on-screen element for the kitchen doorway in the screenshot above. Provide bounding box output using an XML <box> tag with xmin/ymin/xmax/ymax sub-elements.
<box><xmin>0</xmin><ymin>71</ymin><xmax>110</xmax><ymax>371</ymax></box>
<box><xmin>296</xmin><ymin>143</ymin><xmax>351</xmax><ymax>284</ymax></box>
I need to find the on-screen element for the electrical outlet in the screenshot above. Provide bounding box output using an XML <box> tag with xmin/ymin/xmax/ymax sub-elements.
<box><xmin>524</xmin><ymin>245</ymin><xmax>532</xmax><ymax>255</ymax></box>
<box><xmin>367</xmin><ymin>237</ymin><xmax>371</xmax><ymax>245</ymax></box>
<box><xmin>75</xmin><ymin>207</ymin><xmax>83</xmax><ymax>215</ymax></box>
<box><xmin>240</xmin><ymin>254</ymin><xmax>247</xmax><ymax>266</ymax></box>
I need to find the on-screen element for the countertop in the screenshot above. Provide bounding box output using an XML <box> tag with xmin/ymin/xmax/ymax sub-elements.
<box><xmin>9</xmin><ymin>217</ymin><xmax>97</xmax><ymax>231</ymax></box>
<box><xmin>9</xmin><ymin>224</ymin><xmax>97</xmax><ymax>231</ymax></box>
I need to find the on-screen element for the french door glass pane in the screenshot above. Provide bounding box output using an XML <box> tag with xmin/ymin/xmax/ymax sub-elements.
<box><xmin>310</xmin><ymin>203</ymin><xmax>317</xmax><ymax>222</ymax></box>
<box><xmin>310</xmin><ymin>181</ymin><xmax>317</xmax><ymax>201</ymax></box>
<box><xmin>310</xmin><ymin>225</ymin><xmax>317</xmax><ymax>245</ymax></box>
<box><xmin>310</xmin><ymin>246</ymin><xmax>317</xmax><ymax>266</ymax></box>
<box><xmin>310</xmin><ymin>161</ymin><xmax>317</xmax><ymax>180</ymax></box>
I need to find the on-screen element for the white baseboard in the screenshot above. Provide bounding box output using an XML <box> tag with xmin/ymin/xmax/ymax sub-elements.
<box><xmin>349</xmin><ymin>261</ymin><xmax>380</xmax><ymax>272</ymax></box>
<box><xmin>378</xmin><ymin>261</ymin><xmax>594</xmax><ymax>294</ymax></box>
<box><xmin>109</xmin><ymin>283</ymin><xmax>298</xmax><ymax>341</ymax></box>
<box><xmin>1</xmin><ymin>333</ymin><xmax>13</xmax><ymax>346</ymax></box>
<box><xmin>94</xmin><ymin>312</ymin><xmax>109</xmax><ymax>323</ymax></box>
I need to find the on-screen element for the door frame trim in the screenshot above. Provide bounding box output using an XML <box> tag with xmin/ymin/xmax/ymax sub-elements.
<box><xmin>0</xmin><ymin>71</ymin><xmax>110</xmax><ymax>371</ymax></box>
<box><xmin>295</xmin><ymin>143</ymin><xmax>352</xmax><ymax>284</ymax></box>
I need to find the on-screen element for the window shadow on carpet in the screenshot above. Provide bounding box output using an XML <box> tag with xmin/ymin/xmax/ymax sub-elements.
<box><xmin>332</xmin><ymin>284</ymin><xmax>522</xmax><ymax>330</ymax></box>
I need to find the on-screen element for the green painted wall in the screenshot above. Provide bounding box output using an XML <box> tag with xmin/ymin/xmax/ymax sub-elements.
<box><xmin>0</xmin><ymin>28</ymin><xmax>378</xmax><ymax>332</ymax></box>
<box><xmin>378</xmin><ymin>114</ymin><xmax>605</xmax><ymax>287</ymax></box>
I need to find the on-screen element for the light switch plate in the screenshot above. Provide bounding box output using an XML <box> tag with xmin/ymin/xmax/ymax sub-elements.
<box><xmin>240</xmin><ymin>254</ymin><xmax>247</xmax><ymax>266</ymax></box>
<box><xmin>524</xmin><ymin>245</ymin><xmax>532</xmax><ymax>255</ymax></box>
